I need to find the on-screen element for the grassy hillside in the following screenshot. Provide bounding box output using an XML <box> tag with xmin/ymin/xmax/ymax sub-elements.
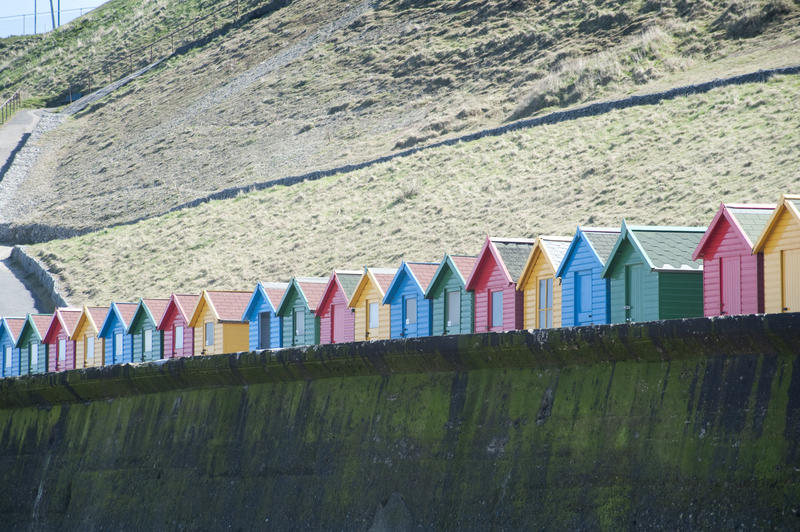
<box><xmin>8</xmin><ymin>0</ymin><xmax>800</xmax><ymax>232</ymax></box>
<box><xmin>0</xmin><ymin>0</ymin><xmax>249</xmax><ymax>104</ymax></box>
<box><xmin>28</xmin><ymin>73</ymin><xmax>800</xmax><ymax>304</ymax></box>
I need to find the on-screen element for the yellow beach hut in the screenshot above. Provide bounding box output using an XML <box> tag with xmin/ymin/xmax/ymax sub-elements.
<box><xmin>752</xmin><ymin>194</ymin><xmax>800</xmax><ymax>313</ymax></box>
<box><xmin>188</xmin><ymin>290</ymin><xmax>251</xmax><ymax>356</ymax></box>
<box><xmin>71</xmin><ymin>305</ymin><xmax>108</xmax><ymax>368</ymax></box>
<box><xmin>517</xmin><ymin>236</ymin><xmax>572</xmax><ymax>329</ymax></box>
<box><xmin>348</xmin><ymin>268</ymin><xmax>397</xmax><ymax>342</ymax></box>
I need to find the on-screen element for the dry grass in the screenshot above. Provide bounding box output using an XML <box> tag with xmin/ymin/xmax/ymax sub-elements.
<box><xmin>8</xmin><ymin>0</ymin><xmax>800</xmax><ymax>233</ymax></box>
<box><xmin>28</xmin><ymin>74</ymin><xmax>800</xmax><ymax>304</ymax></box>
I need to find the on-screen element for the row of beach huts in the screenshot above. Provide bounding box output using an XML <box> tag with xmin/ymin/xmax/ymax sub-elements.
<box><xmin>0</xmin><ymin>194</ymin><xmax>798</xmax><ymax>378</ymax></box>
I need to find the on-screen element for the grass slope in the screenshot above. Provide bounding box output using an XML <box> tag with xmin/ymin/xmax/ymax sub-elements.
<box><xmin>10</xmin><ymin>0</ymin><xmax>800</xmax><ymax>232</ymax></box>
<box><xmin>29</xmin><ymin>74</ymin><xmax>800</xmax><ymax>304</ymax></box>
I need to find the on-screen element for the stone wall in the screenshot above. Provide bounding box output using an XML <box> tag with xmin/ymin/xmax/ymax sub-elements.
<box><xmin>0</xmin><ymin>313</ymin><xmax>798</xmax><ymax>529</ymax></box>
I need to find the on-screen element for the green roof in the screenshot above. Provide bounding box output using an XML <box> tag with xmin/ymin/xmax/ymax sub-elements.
<box><xmin>727</xmin><ymin>207</ymin><xmax>774</xmax><ymax>245</ymax></box>
<box><xmin>336</xmin><ymin>272</ymin><xmax>363</xmax><ymax>299</ymax></box>
<box><xmin>492</xmin><ymin>239</ymin><xmax>535</xmax><ymax>281</ymax></box>
<box><xmin>582</xmin><ymin>229</ymin><xmax>620</xmax><ymax>264</ymax></box>
<box><xmin>629</xmin><ymin>227</ymin><xmax>705</xmax><ymax>271</ymax></box>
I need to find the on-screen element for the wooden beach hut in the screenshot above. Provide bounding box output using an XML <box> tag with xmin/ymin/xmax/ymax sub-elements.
<box><xmin>424</xmin><ymin>255</ymin><xmax>477</xmax><ymax>336</ymax></box>
<box><xmin>555</xmin><ymin>227</ymin><xmax>621</xmax><ymax>327</ymax></box>
<box><xmin>517</xmin><ymin>236</ymin><xmax>572</xmax><ymax>329</ymax></box>
<box><xmin>188</xmin><ymin>290</ymin><xmax>251</xmax><ymax>356</ymax></box>
<box><xmin>383</xmin><ymin>261</ymin><xmax>439</xmax><ymax>338</ymax></box>
<box><xmin>15</xmin><ymin>314</ymin><xmax>51</xmax><ymax>375</ymax></box>
<box><xmin>692</xmin><ymin>203</ymin><xmax>774</xmax><ymax>316</ymax></box>
<box><xmin>752</xmin><ymin>194</ymin><xmax>800</xmax><ymax>313</ymax></box>
<box><xmin>0</xmin><ymin>317</ymin><xmax>25</xmax><ymax>378</ymax></box>
<box><xmin>602</xmin><ymin>221</ymin><xmax>705</xmax><ymax>323</ymax></box>
<box><xmin>43</xmin><ymin>308</ymin><xmax>82</xmax><ymax>372</ymax></box>
<box><xmin>128</xmin><ymin>298</ymin><xmax>170</xmax><ymax>363</ymax></box>
<box><xmin>71</xmin><ymin>305</ymin><xmax>108</xmax><ymax>368</ymax></box>
<box><xmin>242</xmin><ymin>282</ymin><xmax>289</xmax><ymax>350</ymax></box>
<box><xmin>98</xmin><ymin>302</ymin><xmax>138</xmax><ymax>365</ymax></box>
<box><xmin>157</xmin><ymin>294</ymin><xmax>200</xmax><ymax>359</ymax></box>
<box><xmin>276</xmin><ymin>277</ymin><xmax>328</xmax><ymax>347</ymax></box>
<box><xmin>317</xmin><ymin>271</ymin><xmax>362</xmax><ymax>345</ymax></box>
<box><xmin>465</xmin><ymin>237</ymin><xmax>535</xmax><ymax>333</ymax></box>
<box><xmin>348</xmin><ymin>268</ymin><xmax>397</xmax><ymax>341</ymax></box>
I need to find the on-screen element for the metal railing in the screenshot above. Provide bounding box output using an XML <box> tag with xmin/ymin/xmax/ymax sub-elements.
<box><xmin>0</xmin><ymin>90</ymin><xmax>22</xmax><ymax>125</ymax></box>
<box><xmin>68</xmin><ymin>0</ymin><xmax>267</xmax><ymax>100</ymax></box>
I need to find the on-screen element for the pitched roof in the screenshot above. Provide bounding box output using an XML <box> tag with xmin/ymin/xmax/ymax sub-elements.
<box><xmin>693</xmin><ymin>203</ymin><xmax>775</xmax><ymax>260</ymax></box>
<box><xmin>115</xmin><ymin>303</ymin><xmax>139</xmax><ymax>327</ymax></box>
<box><xmin>262</xmin><ymin>282</ymin><xmax>289</xmax><ymax>309</ymax></box>
<box><xmin>205</xmin><ymin>291</ymin><xmax>252</xmax><ymax>322</ymax></box>
<box><xmin>2</xmin><ymin>317</ymin><xmax>26</xmax><ymax>341</ymax></box>
<box><xmin>58</xmin><ymin>308</ymin><xmax>82</xmax><ymax>336</ymax></box>
<box><xmin>31</xmin><ymin>314</ymin><xmax>53</xmax><ymax>337</ymax></box>
<box><xmin>517</xmin><ymin>236</ymin><xmax>572</xmax><ymax>289</ymax></box>
<box><xmin>174</xmin><ymin>294</ymin><xmax>201</xmax><ymax>320</ymax></box>
<box><xmin>142</xmin><ymin>298</ymin><xmax>170</xmax><ymax>324</ymax></box>
<box><xmin>348</xmin><ymin>268</ymin><xmax>398</xmax><ymax>307</ymax></box>
<box><xmin>295</xmin><ymin>277</ymin><xmax>329</xmax><ymax>312</ymax></box>
<box><xmin>604</xmin><ymin>222</ymin><xmax>705</xmax><ymax>276</ymax></box>
<box><xmin>336</xmin><ymin>271</ymin><xmax>363</xmax><ymax>299</ymax></box>
<box><xmin>753</xmin><ymin>194</ymin><xmax>800</xmax><ymax>252</ymax></box>
<box><xmin>384</xmin><ymin>261</ymin><xmax>440</xmax><ymax>303</ymax></box>
<box><xmin>491</xmin><ymin>238</ymin><xmax>536</xmax><ymax>281</ymax></box>
<box><xmin>71</xmin><ymin>306</ymin><xmax>109</xmax><ymax>339</ymax></box>
<box><xmin>87</xmin><ymin>307</ymin><xmax>108</xmax><ymax>329</ymax></box>
<box><xmin>450</xmin><ymin>255</ymin><xmax>477</xmax><ymax>280</ymax></box>
<box><xmin>581</xmin><ymin>228</ymin><xmax>621</xmax><ymax>264</ymax></box>
<box><xmin>406</xmin><ymin>262</ymin><xmax>439</xmax><ymax>292</ymax></box>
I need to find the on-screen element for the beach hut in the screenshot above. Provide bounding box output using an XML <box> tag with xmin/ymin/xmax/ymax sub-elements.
<box><xmin>424</xmin><ymin>254</ymin><xmax>477</xmax><ymax>336</ymax></box>
<box><xmin>555</xmin><ymin>227</ymin><xmax>621</xmax><ymax>327</ymax></box>
<box><xmin>348</xmin><ymin>268</ymin><xmax>397</xmax><ymax>341</ymax></box>
<box><xmin>128</xmin><ymin>298</ymin><xmax>170</xmax><ymax>363</ymax></box>
<box><xmin>71</xmin><ymin>305</ymin><xmax>108</xmax><ymax>368</ymax></box>
<box><xmin>602</xmin><ymin>221</ymin><xmax>705</xmax><ymax>323</ymax></box>
<box><xmin>383</xmin><ymin>261</ymin><xmax>439</xmax><ymax>338</ymax></box>
<box><xmin>276</xmin><ymin>277</ymin><xmax>328</xmax><ymax>347</ymax></box>
<box><xmin>98</xmin><ymin>302</ymin><xmax>138</xmax><ymax>365</ymax></box>
<box><xmin>157</xmin><ymin>294</ymin><xmax>200</xmax><ymax>359</ymax></box>
<box><xmin>517</xmin><ymin>236</ymin><xmax>572</xmax><ymax>329</ymax></box>
<box><xmin>43</xmin><ymin>308</ymin><xmax>82</xmax><ymax>372</ymax></box>
<box><xmin>752</xmin><ymin>194</ymin><xmax>800</xmax><ymax>313</ymax></box>
<box><xmin>241</xmin><ymin>282</ymin><xmax>289</xmax><ymax>350</ymax></box>
<box><xmin>692</xmin><ymin>203</ymin><xmax>775</xmax><ymax>316</ymax></box>
<box><xmin>317</xmin><ymin>271</ymin><xmax>362</xmax><ymax>345</ymax></box>
<box><xmin>465</xmin><ymin>237</ymin><xmax>535</xmax><ymax>333</ymax></box>
<box><xmin>188</xmin><ymin>290</ymin><xmax>251</xmax><ymax>356</ymax></box>
<box><xmin>15</xmin><ymin>314</ymin><xmax>51</xmax><ymax>375</ymax></box>
<box><xmin>0</xmin><ymin>317</ymin><xmax>25</xmax><ymax>378</ymax></box>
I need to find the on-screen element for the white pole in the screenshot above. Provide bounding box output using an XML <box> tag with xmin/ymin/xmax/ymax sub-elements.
<box><xmin>34</xmin><ymin>0</ymin><xmax>37</xmax><ymax>34</ymax></box>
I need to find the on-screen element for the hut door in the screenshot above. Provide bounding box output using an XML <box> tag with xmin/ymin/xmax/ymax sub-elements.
<box><xmin>446</xmin><ymin>290</ymin><xmax>460</xmax><ymax>334</ymax></box>
<box><xmin>782</xmin><ymin>250</ymin><xmax>800</xmax><ymax>312</ymax></box>
<box><xmin>720</xmin><ymin>257</ymin><xmax>741</xmax><ymax>315</ymax></box>
<box><xmin>403</xmin><ymin>297</ymin><xmax>416</xmax><ymax>337</ymax></box>
<box><xmin>259</xmin><ymin>312</ymin><xmax>271</xmax><ymax>349</ymax></box>
<box><xmin>575</xmin><ymin>270</ymin><xmax>593</xmax><ymax>324</ymax></box>
<box><xmin>625</xmin><ymin>264</ymin><xmax>645</xmax><ymax>322</ymax></box>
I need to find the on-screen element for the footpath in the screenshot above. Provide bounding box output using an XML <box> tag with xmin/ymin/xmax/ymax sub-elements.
<box><xmin>0</xmin><ymin>111</ymin><xmax>50</xmax><ymax>315</ymax></box>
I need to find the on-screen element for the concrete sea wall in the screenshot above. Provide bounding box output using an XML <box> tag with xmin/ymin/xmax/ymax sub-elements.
<box><xmin>0</xmin><ymin>313</ymin><xmax>799</xmax><ymax>530</ymax></box>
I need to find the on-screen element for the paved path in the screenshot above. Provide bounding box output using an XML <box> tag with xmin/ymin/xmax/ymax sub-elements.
<box><xmin>0</xmin><ymin>109</ymin><xmax>39</xmax><ymax>178</ymax></box>
<box><xmin>0</xmin><ymin>246</ymin><xmax>44</xmax><ymax>315</ymax></box>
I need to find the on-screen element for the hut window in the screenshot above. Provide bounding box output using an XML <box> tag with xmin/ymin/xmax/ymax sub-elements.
<box><xmin>86</xmin><ymin>336</ymin><xmax>95</xmax><ymax>364</ymax></box>
<box><xmin>491</xmin><ymin>290</ymin><xmax>503</xmax><ymax>327</ymax></box>
<box><xmin>144</xmin><ymin>329</ymin><xmax>153</xmax><ymax>353</ymax></box>
<box><xmin>538</xmin><ymin>277</ymin><xmax>553</xmax><ymax>328</ymax></box>
<box><xmin>294</xmin><ymin>309</ymin><xmax>305</xmax><ymax>342</ymax></box>
<box><xmin>174</xmin><ymin>326</ymin><xmax>184</xmax><ymax>349</ymax></box>
<box><xmin>205</xmin><ymin>323</ymin><xmax>214</xmax><ymax>346</ymax></box>
<box><xmin>405</xmin><ymin>298</ymin><xmax>416</xmax><ymax>325</ymax></box>
<box><xmin>368</xmin><ymin>302</ymin><xmax>379</xmax><ymax>329</ymax></box>
<box><xmin>115</xmin><ymin>332</ymin><xmax>123</xmax><ymax>358</ymax></box>
<box><xmin>446</xmin><ymin>290</ymin><xmax>460</xmax><ymax>327</ymax></box>
<box><xmin>58</xmin><ymin>339</ymin><xmax>66</xmax><ymax>364</ymax></box>
<box><xmin>31</xmin><ymin>343</ymin><xmax>39</xmax><ymax>367</ymax></box>
<box><xmin>3</xmin><ymin>346</ymin><xmax>9</xmax><ymax>368</ymax></box>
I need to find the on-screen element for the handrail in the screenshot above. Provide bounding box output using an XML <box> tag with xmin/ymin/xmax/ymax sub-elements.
<box><xmin>0</xmin><ymin>90</ymin><xmax>22</xmax><ymax>125</ymax></box>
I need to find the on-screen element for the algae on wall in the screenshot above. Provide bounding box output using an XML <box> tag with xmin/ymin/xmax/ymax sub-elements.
<box><xmin>0</xmin><ymin>315</ymin><xmax>799</xmax><ymax>529</ymax></box>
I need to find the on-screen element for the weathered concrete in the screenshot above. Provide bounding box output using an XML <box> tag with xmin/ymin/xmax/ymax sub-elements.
<box><xmin>1</xmin><ymin>313</ymin><xmax>799</xmax><ymax>530</ymax></box>
<box><xmin>0</xmin><ymin>245</ymin><xmax>45</xmax><ymax>315</ymax></box>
